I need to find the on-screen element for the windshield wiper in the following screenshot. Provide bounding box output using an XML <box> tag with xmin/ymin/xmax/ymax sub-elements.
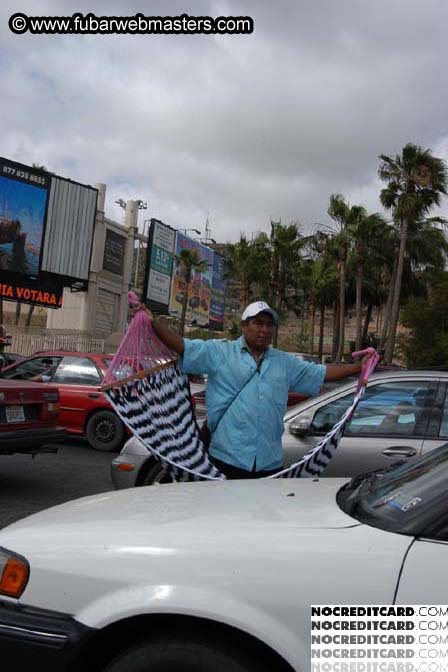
<box><xmin>345</xmin><ymin>467</ymin><xmax>385</xmax><ymax>493</ymax></box>
<box><xmin>345</xmin><ymin>459</ymin><xmax>407</xmax><ymax>493</ymax></box>
<box><xmin>340</xmin><ymin>461</ymin><xmax>408</xmax><ymax>516</ymax></box>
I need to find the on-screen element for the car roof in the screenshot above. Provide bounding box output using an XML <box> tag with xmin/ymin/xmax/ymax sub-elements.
<box><xmin>32</xmin><ymin>351</ymin><xmax>109</xmax><ymax>358</ymax></box>
<box><xmin>0</xmin><ymin>351</ymin><xmax>110</xmax><ymax>374</ymax></box>
<box><xmin>369</xmin><ymin>369</ymin><xmax>448</xmax><ymax>378</ymax></box>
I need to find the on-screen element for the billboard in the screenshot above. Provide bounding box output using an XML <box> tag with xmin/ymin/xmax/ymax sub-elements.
<box><xmin>209</xmin><ymin>252</ymin><xmax>227</xmax><ymax>330</ymax></box>
<box><xmin>40</xmin><ymin>175</ymin><xmax>97</xmax><ymax>283</ymax></box>
<box><xmin>143</xmin><ymin>219</ymin><xmax>176</xmax><ymax>313</ymax></box>
<box><xmin>169</xmin><ymin>233</ymin><xmax>215</xmax><ymax>328</ymax></box>
<box><xmin>143</xmin><ymin>223</ymin><xmax>227</xmax><ymax>329</ymax></box>
<box><xmin>0</xmin><ymin>156</ymin><xmax>98</xmax><ymax>309</ymax></box>
<box><xmin>103</xmin><ymin>229</ymin><xmax>126</xmax><ymax>275</ymax></box>
<box><xmin>0</xmin><ymin>275</ymin><xmax>63</xmax><ymax>308</ymax></box>
<box><xmin>0</xmin><ymin>158</ymin><xmax>49</xmax><ymax>277</ymax></box>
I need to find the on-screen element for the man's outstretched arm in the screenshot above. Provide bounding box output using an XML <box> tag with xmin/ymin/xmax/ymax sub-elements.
<box><xmin>132</xmin><ymin>303</ymin><xmax>185</xmax><ymax>354</ymax></box>
<box><xmin>324</xmin><ymin>358</ymin><xmax>366</xmax><ymax>382</ymax></box>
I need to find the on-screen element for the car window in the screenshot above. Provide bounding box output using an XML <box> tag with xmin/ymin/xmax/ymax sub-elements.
<box><xmin>51</xmin><ymin>356</ymin><xmax>102</xmax><ymax>386</ymax></box>
<box><xmin>437</xmin><ymin>387</ymin><xmax>448</xmax><ymax>437</ymax></box>
<box><xmin>1</xmin><ymin>356</ymin><xmax>62</xmax><ymax>380</ymax></box>
<box><xmin>311</xmin><ymin>381</ymin><xmax>437</xmax><ymax>436</ymax></box>
<box><xmin>311</xmin><ymin>393</ymin><xmax>355</xmax><ymax>432</ymax></box>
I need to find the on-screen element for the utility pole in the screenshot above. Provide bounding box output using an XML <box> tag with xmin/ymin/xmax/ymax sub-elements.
<box><xmin>197</xmin><ymin>213</ymin><xmax>216</xmax><ymax>245</ymax></box>
<box><xmin>115</xmin><ymin>199</ymin><xmax>147</xmax><ymax>330</ymax></box>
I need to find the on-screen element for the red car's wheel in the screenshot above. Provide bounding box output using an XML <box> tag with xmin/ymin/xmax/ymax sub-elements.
<box><xmin>86</xmin><ymin>410</ymin><xmax>125</xmax><ymax>452</ymax></box>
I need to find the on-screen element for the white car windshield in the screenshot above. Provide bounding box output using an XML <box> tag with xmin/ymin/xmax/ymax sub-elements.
<box><xmin>337</xmin><ymin>443</ymin><xmax>448</xmax><ymax>540</ymax></box>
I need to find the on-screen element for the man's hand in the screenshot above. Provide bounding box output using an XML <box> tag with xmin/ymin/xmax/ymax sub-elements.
<box><xmin>130</xmin><ymin>301</ymin><xmax>153</xmax><ymax>320</ymax></box>
<box><xmin>128</xmin><ymin>305</ymin><xmax>185</xmax><ymax>355</ymax></box>
<box><xmin>352</xmin><ymin>353</ymin><xmax>369</xmax><ymax>373</ymax></box>
<box><xmin>360</xmin><ymin>353</ymin><xmax>371</xmax><ymax>369</ymax></box>
<box><xmin>324</xmin><ymin>351</ymin><xmax>377</xmax><ymax>382</ymax></box>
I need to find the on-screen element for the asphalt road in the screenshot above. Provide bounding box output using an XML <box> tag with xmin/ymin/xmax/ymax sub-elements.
<box><xmin>0</xmin><ymin>439</ymin><xmax>119</xmax><ymax>529</ymax></box>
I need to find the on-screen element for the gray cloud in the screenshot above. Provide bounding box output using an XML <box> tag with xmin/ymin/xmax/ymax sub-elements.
<box><xmin>2</xmin><ymin>0</ymin><xmax>448</xmax><ymax>241</ymax></box>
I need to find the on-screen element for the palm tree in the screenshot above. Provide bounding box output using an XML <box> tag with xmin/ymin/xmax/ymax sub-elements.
<box><xmin>224</xmin><ymin>235</ymin><xmax>270</xmax><ymax>309</ymax></box>
<box><xmin>379</xmin><ymin>143</ymin><xmax>448</xmax><ymax>363</ymax></box>
<box><xmin>302</xmin><ymin>230</ymin><xmax>339</xmax><ymax>360</ymax></box>
<box><xmin>269</xmin><ymin>221</ymin><xmax>305</xmax><ymax>346</ymax></box>
<box><xmin>269</xmin><ymin>220</ymin><xmax>304</xmax><ymax>311</ymax></box>
<box><xmin>347</xmin><ymin>208</ymin><xmax>388</xmax><ymax>350</ymax></box>
<box><xmin>306</xmin><ymin>257</ymin><xmax>338</xmax><ymax>356</ymax></box>
<box><xmin>327</xmin><ymin>194</ymin><xmax>354</xmax><ymax>362</ymax></box>
<box><xmin>175</xmin><ymin>249</ymin><xmax>209</xmax><ymax>336</ymax></box>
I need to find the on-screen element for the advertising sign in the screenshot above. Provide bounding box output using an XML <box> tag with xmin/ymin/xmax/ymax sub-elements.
<box><xmin>209</xmin><ymin>252</ymin><xmax>227</xmax><ymax>330</ymax></box>
<box><xmin>0</xmin><ymin>158</ymin><xmax>49</xmax><ymax>278</ymax></box>
<box><xmin>143</xmin><ymin>223</ymin><xmax>227</xmax><ymax>328</ymax></box>
<box><xmin>103</xmin><ymin>229</ymin><xmax>126</xmax><ymax>275</ymax></box>
<box><xmin>169</xmin><ymin>233</ymin><xmax>214</xmax><ymax>327</ymax></box>
<box><xmin>0</xmin><ymin>276</ymin><xmax>63</xmax><ymax>308</ymax></box>
<box><xmin>40</xmin><ymin>175</ymin><xmax>97</xmax><ymax>283</ymax></box>
<box><xmin>143</xmin><ymin>219</ymin><xmax>176</xmax><ymax>313</ymax></box>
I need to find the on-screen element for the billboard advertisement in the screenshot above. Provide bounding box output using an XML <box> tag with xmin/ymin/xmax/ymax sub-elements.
<box><xmin>0</xmin><ymin>156</ymin><xmax>99</xmax><ymax>309</ymax></box>
<box><xmin>0</xmin><ymin>275</ymin><xmax>63</xmax><ymax>308</ymax></box>
<box><xmin>0</xmin><ymin>158</ymin><xmax>49</xmax><ymax>278</ymax></box>
<box><xmin>143</xmin><ymin>222</ymin><xmax>227</xmax><ymax>329</ymax></box>
<box><xmin>103</xmin><ymin>229</ymin><xmax>126</xmax><ymax>275</ymax></box>
<box><xmin>169</xmin><ymin>233</ymin><xmax>214</xmax><ymax>327</ymax></box>
<box><xmin>209</xmin><ymin>252</ymin><xmax>227</xmax><ymax>330</ymax></box>
<box><xmin>40</xmin><ymin>175</ymin><xmax>97</xmax><ymax>283</ymax></box>
<box><xmin>143</xmin><ymin>219</ymin><xmax>176</xmax><ymax>313</ymax></box>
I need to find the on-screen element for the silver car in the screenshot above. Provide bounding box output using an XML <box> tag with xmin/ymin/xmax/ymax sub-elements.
<box><xmin>111</xmin><ymin>369</ymin><xmax>448</xmax><ymax>487</ymax></box>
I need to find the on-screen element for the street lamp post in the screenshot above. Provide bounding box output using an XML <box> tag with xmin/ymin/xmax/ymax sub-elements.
<box><xmin>179</xmin><ymin>228</ymin><xmax>201</xmax><ymax>235</ymax></box>
<box><xmin>135</xmin><ymin>218</ymin><xmax>150</xmax><ymax>286</ymax></box>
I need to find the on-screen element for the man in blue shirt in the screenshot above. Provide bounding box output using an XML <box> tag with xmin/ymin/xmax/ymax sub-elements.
<box><xmin>138</xmin><ymin>300</ymin><xmax>366</xmax><ymax>479</ymax></box>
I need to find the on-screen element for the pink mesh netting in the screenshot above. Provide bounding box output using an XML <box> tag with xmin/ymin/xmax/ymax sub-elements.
<box><xmin>102</xmin><ymin>292</ymin><xmax>177</xmax><ymax>389</ymax></box>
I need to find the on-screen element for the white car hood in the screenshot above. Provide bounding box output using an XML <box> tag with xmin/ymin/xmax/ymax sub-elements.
<box><xmin>1</xmin><ymin>479</ymin><xmax>356</xmax><ymax>552</ymax></box>
<box><xmin>0</xmin><ymin>478</ymin><xmax>411</xmax><ymax>656</ymax></box>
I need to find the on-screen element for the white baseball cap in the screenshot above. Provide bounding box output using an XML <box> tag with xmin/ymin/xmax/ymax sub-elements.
<box><xmin>241</xmin><ymin>301</ymin><xmax>278</xmax><ymax>324</ymax></box>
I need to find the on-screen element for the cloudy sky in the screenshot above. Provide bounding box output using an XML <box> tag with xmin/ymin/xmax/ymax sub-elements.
<box><xmin>2</xmin><ymin>0</ymin><xmax>448</xmax><ymax>243</ymax></box>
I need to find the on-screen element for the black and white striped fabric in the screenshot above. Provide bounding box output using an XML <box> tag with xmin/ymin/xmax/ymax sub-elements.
<box><xmin>268</xmin><ymin>383</ymin><xmax>366</xmax><ymax>478</ymax></box>
<box><xmin>105</xmin><ymin>362</ymin><xmax>368</xmax><ymax>482</ymax></box>
<box><xmin>105</xmin><ymin>363</ymin><xmax>225</xmax><ymax>481</ymax></box>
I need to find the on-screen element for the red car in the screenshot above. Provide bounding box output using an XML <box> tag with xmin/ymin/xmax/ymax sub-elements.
<box><xmin>1</xmin><ymin>351</ymin><xmax>125</xmax><ymax>452</ymax></box>
<box><xmin>0</xmin><ymin>379</ymin><xmax>66</xmax><ymax>455</ymax></box>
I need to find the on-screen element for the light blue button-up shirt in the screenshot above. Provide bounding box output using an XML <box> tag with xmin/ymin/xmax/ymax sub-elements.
<box><xmin>182</xmin><ymin>336</ymin><xmax>326</xmax><ymax>472</ymax></box>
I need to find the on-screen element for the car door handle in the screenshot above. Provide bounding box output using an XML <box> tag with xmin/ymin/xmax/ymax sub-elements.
<box><xmin>88</xmin><ymin>393</ymin><xmax>100</xmax><ymax>399</ymax></box>
<box><xmin>382</xmin><ymin>447</ymin><xmax>417</xmax><ymax>457</ymax></box>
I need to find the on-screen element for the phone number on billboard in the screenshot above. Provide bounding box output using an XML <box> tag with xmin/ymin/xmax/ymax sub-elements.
<box><xmin>2</xmin><ymin>165</ymin><xmax>47</xmax><ymax>186</ymax></box>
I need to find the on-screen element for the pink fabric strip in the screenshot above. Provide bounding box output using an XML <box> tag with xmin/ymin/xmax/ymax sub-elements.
<box><xmin>351</xmin><ymin>347</ymin><xmax>380</xmax><ymax>390</ymax></box>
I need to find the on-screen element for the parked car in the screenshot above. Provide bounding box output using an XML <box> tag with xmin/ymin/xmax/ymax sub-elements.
<box><xmin>0</xmin><ymin>351</ymin><xmax>124</xmax><ymax>452</ymax></box>
<box><xmin>282</xmin><ymin>368</ymin><xmax>448</xmax><ymax>476</ymax></box>
<box><xmin>0</xmin><ymin>352</ymin><xmax>25</xmax><ymax>369</ymax></box>
<box><xmin>0</xmin><ymin>379</ymin><xmax>66</xmax><ymax>455</ymax></box>
<box><xmin>0</xmin><ymin>446</ymin><xmax>447</xmax><ymax>670</ymax></box>
<box><xmin>111</xmin><ymin>369</ymin><xmax>448</xmax><ymax>487</ymax></box>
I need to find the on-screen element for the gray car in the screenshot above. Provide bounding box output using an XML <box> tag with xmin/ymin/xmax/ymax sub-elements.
<box><xmin>111</xmin><ymin>369</ymin><xmax>448</xmax><ymax>487</ymax></box>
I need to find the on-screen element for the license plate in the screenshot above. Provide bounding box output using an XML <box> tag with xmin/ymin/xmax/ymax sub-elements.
<box><xmin>5</xmin><ymin>405</ymin><xmax>25</xmax><ymax>423</ymax></box>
